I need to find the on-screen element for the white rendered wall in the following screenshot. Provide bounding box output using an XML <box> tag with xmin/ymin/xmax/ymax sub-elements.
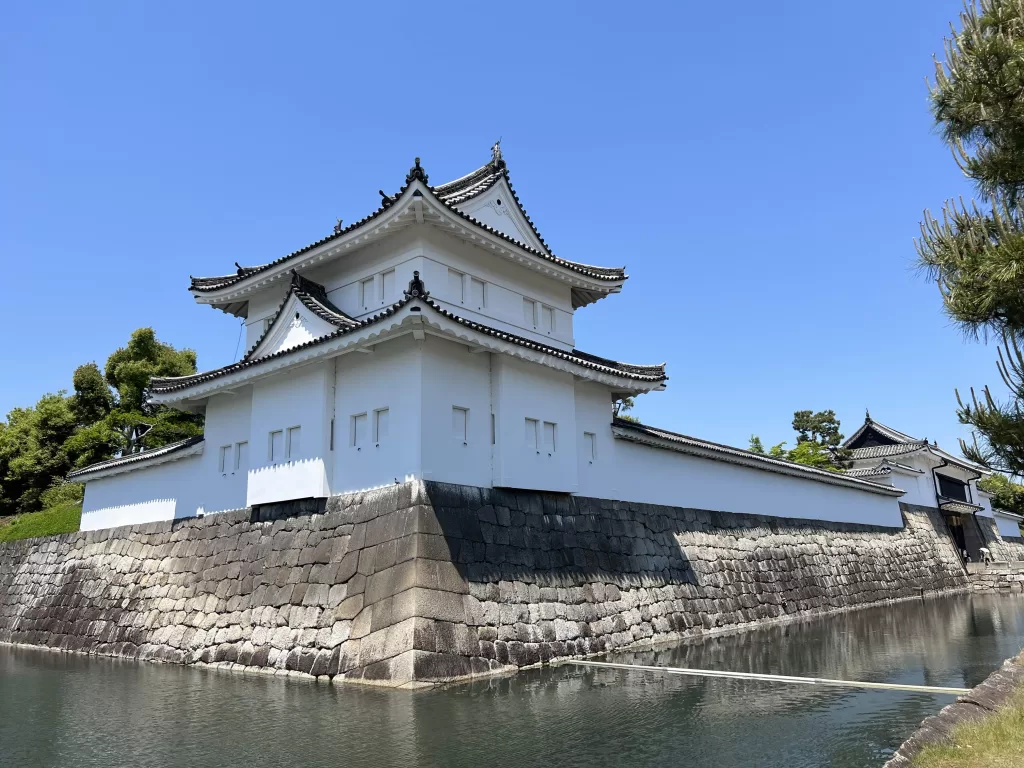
<box><xmin>491</xmin><ymin>355</ymin><xmax>578</xmax><ymax>492</ymax></box>
<box><xmin>995</xmin><ymin>512</ymin><xmax>1023</xmax><ymax>539</ymax></box>
<box><xmin>201</xmin><ymin>390</ymin><xmax>253</xmax><ymax>514</ymax></box>
<box><xmin>247</xmin><ymin>362</ymin><xmax>332</xmax><ymax>505</ymax></box>
<box><xmin>420</xmin><ymin>337</ymin><xmax>493</xmax><ymax>487</ymax></box>
<box><xmin>333</xmin><ymin>335</ymin><xmax>422</xmax><ymax>493</ymax></box>
<box><xmin>80</xmin><ymin>454</ymin><xmax>203</xmax><ymax>531</ymax></box>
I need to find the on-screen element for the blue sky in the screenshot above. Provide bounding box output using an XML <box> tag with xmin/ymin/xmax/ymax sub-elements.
<box><xmin>0</xmin><ymin>1</ymin><xmax>1001</xmax><ymax>454</ymax></box>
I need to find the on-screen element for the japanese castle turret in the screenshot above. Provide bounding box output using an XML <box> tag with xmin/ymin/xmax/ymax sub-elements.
<box><xmin>72</xmin><ymin>146</ymin><xmax>908</xmax><ymax>531</ymax></box>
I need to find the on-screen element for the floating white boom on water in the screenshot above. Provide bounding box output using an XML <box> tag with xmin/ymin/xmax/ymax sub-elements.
<box><xmin>567</xmin><ymin>660</ymin><xmax>970</xmax><ymax>696</ymax></box>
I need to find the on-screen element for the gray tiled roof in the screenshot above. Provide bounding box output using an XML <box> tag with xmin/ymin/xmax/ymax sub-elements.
<box><xmin>189</xmin><ymin>152</ymin><xmax>626</xmax><ymax>298</ymax></box>
<box><xmin>69</xmin><ymin>436</ymin><xmax>205</xmax><ymax>480</ymax></box>
<box><xmin>152</xmin><ymin>275</ymin><xmax>667</xmax><ymax>395</ymax></box>
<box><xmin>611</xmin><ymin>419</ymin><xmax>903</xmax><ymax>496</ymax></box>
<box><xmin>847</xmin><ymin>441</ymin><xmax>929</xmax><ymax>460</ymax></box>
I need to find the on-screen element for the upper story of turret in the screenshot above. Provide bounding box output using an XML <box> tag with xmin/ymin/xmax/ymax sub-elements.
<box><xmin>188</xmin><ymin>144</ymin><xmax>628</xmax><ymax>357</ymax></box>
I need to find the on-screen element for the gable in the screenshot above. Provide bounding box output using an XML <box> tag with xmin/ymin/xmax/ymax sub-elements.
<box><xmin>453</xmin><ymin>179</ymin><xmax>548</xmax><ymax>254</ymax></box>
<box><xmin>249</xmin><ymin>294</ymin><xmax>337</xmax><ymax>361</ymax></box>
<box><xmin>846</xmin><ymin>425</ymin><xmax>899</xmax><ymax>450</ymax></box>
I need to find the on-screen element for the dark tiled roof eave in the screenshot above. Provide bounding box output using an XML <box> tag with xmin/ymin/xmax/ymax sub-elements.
<box><xmin>68</xmin><ymin>436</ymin><xmax>205</xmax><ymax>479</ymax></box>
<box><xmin>938</xmin><ymin>498</ymin><xmax>985</xmax><ymax>514</ymax></box>
<box><xmin>847</xmin><ymin>442</ymin><xmax>929</xmax><ymax>460</ymax></box>
<box><xmin>190</xmin><ymin>160</ymin><xmax>626</xmax><ymax>298</ymax></box>
<box><xmin>612</xmin><ymin>419</ymin><xmax>903</xmax><ymax>496</ymax></box>
<box><xmin>150</xmin><ymin>295</ymin><xmax>667</xmax><ymax>396</ymax></box>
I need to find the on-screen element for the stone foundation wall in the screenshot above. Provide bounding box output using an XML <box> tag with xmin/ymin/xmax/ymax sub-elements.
<box><xmin>0</xmin><ymin>483</ymin><xmax>969</xmax><ymax>686</ymax></box>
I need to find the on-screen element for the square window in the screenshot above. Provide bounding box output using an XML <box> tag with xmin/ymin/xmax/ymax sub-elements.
<box><xmin>286</xmin><ymin>426</ymin><xmax>301</xmax><ymax>459</ymax></box>
<box><xmin>269</xmin><ymin>430</ymin><xmax>283</xmax><ymax>462</ymax></box>
<box><xmin>453</xmin><ymin>406</ymin><xmax>468</xmax><ymax>443</ymax></box>
<box><xmin>470</xmin><ymin>277</ymin><xmax>485</xmax><ymax>309</ymax></box>
<box><xmin>360</xmin><ymin>277</ymin><xmax>375</xmax><ymax>309</ymax></box>
<box><xmin>544</xmin><ymin>422</ymin><xmax>557</xmax><ymax>453</ymax></box>
<box><xmin>375</xmin><ymin>408</ymin><xmax>389</xmax><ymax>444</ymax></box>
<box><xmin>584</xmin><ymin>432</ymin><xmax>596</xmax><ymax>462</ymax></box>
<box><xmin>525</xmin><ymin>418</ymin><xmax>539</xmax><ymax>451</ymax></box>
<box><xmin>381</xmin><ymin>270</ymin><xmax>395</xmax><ymax>303</ymax></box>
<box><xmin>448</xmin><ymin>268</ymin><xmax>465</xmax><ymax>302</ymax></box>
<box><xmin>219</xmin><ymin>445</ymin><xmax>232</xmax><ymax>474</ymax></box>
<box><xmin>523</xmin><ymin>298</ymin><xmax>537</xmax><ymax>328</ymax></box>
<box><xmin>235</xmin><ymin>441</ymin><xmax>248</xmax><ymax>471</ymax></box>
<box><xmin>352</xmin><ymin>413</ymin><xmax>368</xmax><ymax>447</ymax></box>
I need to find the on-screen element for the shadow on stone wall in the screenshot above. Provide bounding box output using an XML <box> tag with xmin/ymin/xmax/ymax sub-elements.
<box><xmin>0</xmin><ymin>481</ymin><xmax>970</xmax><ymax>688</ymax></box>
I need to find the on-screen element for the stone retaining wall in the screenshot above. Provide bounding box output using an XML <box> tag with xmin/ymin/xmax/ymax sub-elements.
<box><xmin>0</xmin><ymin>483</ymin><xmax>969</xmax><ymax>686</ymax></box>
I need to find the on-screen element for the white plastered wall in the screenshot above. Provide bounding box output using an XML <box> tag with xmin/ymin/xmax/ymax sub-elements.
<box><xmin>80</xmin><ymin>453</ymin><xmax>204</xmax><ymax>531</ymax></box>
<box><xmin>333</xmin><ymin>335</ymin><xmax>422</xmax><ymax>493</ymax></box>
<box><xmin>994</xmin><ymin>511</ymin><xmax>1023</xmax><ymax>539</ymax></box>
<box><xmin>247</xmin><ymin>362</ymin><xmax>332</xmax><ymax>506</ymax></box>
<box><xmin>201</xmin><ymin>390</ymin><xmax>253</xmax><ymax>514</ymax></box>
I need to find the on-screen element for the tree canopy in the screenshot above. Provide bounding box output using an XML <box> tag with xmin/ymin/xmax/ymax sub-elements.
<box><xmin>0</xmin><ymin>328</ymin><xmax>202</xmax><ymax>517</ymax></box>
<box><xmin>749</xmin><ymin>409</ymin><xmax>846</xmax><ymax>471</ymax></box>
<box><xmin>918</xmin><ymin>0</ymin><xmax>1024</xmax><ymax>474</ymax></box>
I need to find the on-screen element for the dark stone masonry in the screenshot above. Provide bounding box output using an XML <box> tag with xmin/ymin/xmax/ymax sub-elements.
<box><xmin>0</xmin><ymin>482</ymin><xmax>968</xmax><ymax>687</ymax></box>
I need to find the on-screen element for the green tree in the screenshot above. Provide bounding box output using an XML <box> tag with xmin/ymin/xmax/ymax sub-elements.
<box><xmin>0</xmin><ymin>393</ymin><xmax>77</xmax><ymax>515</ymax></box>
<box><xmin>791</xmin><ymin>409</ymin><xmax>843</xmax><ymax>447</ymax></box>
<box><xmin>749</xmin><ymin>409</ymin><xmax>845</xmax><ymax>471</ymax></box>
<box><xmin>917</xmin><ymin>1</ymin><xmax>1024</xmax><ymax>473</ymax></box>
<box><xmin>0</xmin><ymin>327</ymin><xmax>203</xmax><ymax>514</ymax></box>
<box><xmin>979</xmin><ymin>472</ymin><xmax>1024</xmax><ymax>515</ymax></box>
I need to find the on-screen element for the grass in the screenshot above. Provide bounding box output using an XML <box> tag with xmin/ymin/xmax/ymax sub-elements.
<box><xmin>913</xmin><ymin>685</ymin><xmax>1024</xmax><ymax>768</ymax></box>
<box><xmin>0</xmin><ymin>501</ymin><xmax>82</xmax><ymax>543</ymax></box>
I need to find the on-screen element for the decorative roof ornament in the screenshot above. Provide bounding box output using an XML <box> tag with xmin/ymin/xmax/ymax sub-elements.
<box><xmin>491</xmin><ymin>138</ymin><xmax>505</xmax><ymax>170</ymax></box>
<box><xmin>403</xmin><ymin>270</ymin><xmax>429</xmax><ymax>299</ymax></box>
<box><xmin>865</xmin><ymin>408</ymin><xmax>871</xmax><ymax>422</ymax></box>
<box><xmin>235</xmin><ymin>262</ymin><xmax>245</xmax><ymax>275</ymax></box>
<box><xmin>379</xmin><ymin>189</ymin><xmax>393</xmax><ymax>208</ymax></box>
<box><xmin>405</xmin><ymin>157</ymin><xmax>429</xmax><ymax>185</ymax></box>
<box><xmin>333</xmin><ymin>218</ymin><xmax>343</xmax><ymax>234</ymax></box>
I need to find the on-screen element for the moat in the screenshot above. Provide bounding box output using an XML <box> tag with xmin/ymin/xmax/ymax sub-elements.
<box><xmin>3</xmin><ymin>593</ymin><xmax>1023</xmax><ymax>768</ymax></box>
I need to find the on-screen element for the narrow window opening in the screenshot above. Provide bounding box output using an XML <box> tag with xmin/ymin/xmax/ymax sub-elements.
<box><xmin>286</xmin><ymin>426</ymin><xmax>301</xmax><ymax>459</ymax></box>
<box><xmin>381</xmin><ymin>270</ymin><xmax>395</xmax><ymax>303</ymax></box>
<box><xmin>543</xmin><ymin>422</ymin><xmax>557</xmax><ymax>454</ymax></box>
<box><xmin>269</xmin><ymin>430</ymin><xmax>283</xmax><ymax>463</ymax></box>
<box><xmin>470</xmin><ymin>277</ymin><xmax>486</xmax><ymax>309</ymax></box>
<box><xmin>360</xmin><ymin>277</ymin><xmax>375</xmax><ymax>310</ymax></box>
<box><xmin>453</xmin><ymin>406</ymin><xmax>469</xmax><ymax>444</ymax></box>
<box><xmin>374</xmin><ymin>408</ymin><xmax>390</xmax><ymax>446</ymax></box>
<box><xmin>584</xmin><ymin>432</ymin><xmax>596</xmax><ymax>463</ymax></box>
<box><xmin>448</xmin><ymin>268</ymin><xmax>465</xmax><ymax>303</ymax></box>
<box><xmin>525</xmin><ymin>418</ymin><xmax>539</xmax><ymax>452</ymax></box>
<box><xmin>523</xmin><ymin>298</ymin><xmax>537</xmax><ymax>328</ymax></box>
<box><xmin>235</xmin><ymin>441</ymin><xmax>248</xmax><ymax>472</ymax></box>
<box><xmin>219</xmin><ymin>445</ymin><xmax>232</xmax><ymax>474</ymax></box>
<box><xmin>352</xmin><ymin>413</ymin><xmax>368</xmax><ymax>449</ymax></box>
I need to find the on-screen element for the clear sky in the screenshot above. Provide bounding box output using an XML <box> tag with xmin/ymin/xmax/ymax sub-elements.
<box><xmin>0</xmin><ymin>0</ymin><xmax>1003</xmax><ymax>455</ymax></box>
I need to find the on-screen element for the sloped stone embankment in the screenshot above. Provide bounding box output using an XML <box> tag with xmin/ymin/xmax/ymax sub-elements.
<box><xmin>0</xmin><ymin>483</ymin><xmax>968</xmax><ymax>686</ymax></box>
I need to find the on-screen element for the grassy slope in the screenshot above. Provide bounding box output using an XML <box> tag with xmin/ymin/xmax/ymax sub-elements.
<box><xmin>913</xmin><ymin>685</ymin><xmax>1024</xmax><ymax>768</ymax></box>
<box><xmin>0</xmin><ymin>502</ymin><xmax>82</xmax><ymax>543</ymax></box>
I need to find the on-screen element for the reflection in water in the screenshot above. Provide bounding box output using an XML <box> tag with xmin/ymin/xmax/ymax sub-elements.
<box><xmin>2</xmin><ymin>594</ymin><xmax>1023</xmax><ymax>768</ymax></box>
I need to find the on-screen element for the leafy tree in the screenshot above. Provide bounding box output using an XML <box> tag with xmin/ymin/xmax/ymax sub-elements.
<box><xmin>0</xmin><ymin>393</ymin><xmax>77</xmax><ymax>515</ymax></box>
<box><xmin>749</xmin><ymin>409</ymin><xmax>845</xmax><ymax>471</ymax></box>
<box><xmin>792</xmin><ymin>409</ymin><xmax>843</xmax><ymax>447</ymax></box>
<box><xmin>613</xmin><ymin>395</ymin><xmax>639</xmax><ymax>423</ymax></box>
<box><xmin>978</xmin><ymin>472</ymin><xmax>1024</xmax><ymax>515</ymax></box>
<box><xmin>917</xmin><ymin>1</ymin><xmax>1024</xmax><ymax>473</ymax></box>
<box><xmin>0</xmin><ymin>328</ymin><xmax>203</xmax><ymax>515</ymax></box>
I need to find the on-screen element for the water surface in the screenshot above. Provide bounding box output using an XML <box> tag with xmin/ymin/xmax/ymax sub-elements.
<box><xmin>3</xmin><ymin>593</ymin><xmax>1024</xmax><ymax>768</ymax></box>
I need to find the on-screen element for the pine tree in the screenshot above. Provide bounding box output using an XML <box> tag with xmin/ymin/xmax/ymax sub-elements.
<box><xmin>918</xmin><ymin>0</ymin><xmax>1024</xmax><ymax>472</ymax></box>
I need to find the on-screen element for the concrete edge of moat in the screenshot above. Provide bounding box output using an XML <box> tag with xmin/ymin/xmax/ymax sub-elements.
<box><xmin>884</xmin><ymin>652</ymin><xmax>1024</xmax><ymax>767</ymax></box>
<box><xmin>0</xmin><ymin>480</ymin><xmax>1003</xmax><ymax>688</ymax></box>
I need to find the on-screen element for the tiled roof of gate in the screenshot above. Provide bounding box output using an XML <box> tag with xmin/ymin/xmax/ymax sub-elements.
<box><xmin>152</xmin><ymin>275</ymin><xmax>667</xmax><ymax>396</ymax></box>
<box><xmin>847</xmin><ymin>441</ymin><xmax>930</xmax><ymax>460</ymax></box>
<box><xmin>938</xmin><ymin>498</ymin><xmax>985</xmax><ymax>514</ymax></box>
<box><xmin>189</xmin><ymin>151</ymin><xmax>626</xmax><ymax>296</ymax></box>
<box><xmin>68</xmin><ymin>436</ymin><xmax>205</xmax><ymax>480</ymax></box>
